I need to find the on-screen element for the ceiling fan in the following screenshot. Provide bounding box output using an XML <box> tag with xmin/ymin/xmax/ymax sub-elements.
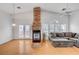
<box><xmin>61</xmin><ymin>3</ymin><xmax>72</xmax><ymax>16</ymax></box>
<box><xmin>61</xmin><ymin>7</ymin><xmax>72</xmax><ymax>16</ymax></box>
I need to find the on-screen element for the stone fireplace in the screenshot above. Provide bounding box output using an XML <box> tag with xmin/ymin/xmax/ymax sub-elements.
<box><xmin>32</xmin><ymin>7</ymin><xmax>41</xmax><ymax>43</ymax></box>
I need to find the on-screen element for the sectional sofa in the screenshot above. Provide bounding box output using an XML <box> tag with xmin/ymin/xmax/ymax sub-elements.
<box><xmin>49</xmin><ymin>32</ymin><xmax>79</xmax><ymax>47</ymax></box>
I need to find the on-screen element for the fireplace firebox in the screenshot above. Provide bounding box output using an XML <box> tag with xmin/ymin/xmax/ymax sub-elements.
<box><xmin>32</xmin><ymin>30</ymin><xmax>41</xmax><ymax>42</ymax></box>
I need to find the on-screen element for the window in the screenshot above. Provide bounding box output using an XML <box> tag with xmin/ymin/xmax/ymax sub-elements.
<box><xmin>60</xmin><ymin>24</ymin><xmax>66</xmax><ymax>32</ymax></box>
<box><xmin>49</xmin><ymin>24</ymin><xmax>66</xmax><ymax>32</ymax></box>
<box><xmin>55</xmin><ymin>24</ymin><xmax>60</xmax><ymax>32</ymax></box>
<box><xmin>42</xmin><ymin>23</ymin><xmax>66</xmax><ymax>36</ymax></box>
<box><xmin>42</xmin><ymin>24</ymin><xmax>49</xmax><ymax>38</ymax></box>
<box><xmin>49</xmin><ymin>24</ymin><xmax>54</xmax><ymax>32</ymax></box>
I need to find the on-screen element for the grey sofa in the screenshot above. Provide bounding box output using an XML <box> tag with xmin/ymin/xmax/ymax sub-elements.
<box><xmin>49</xmin><ymin>32</ymin><xmax>78</xmax><ymax>47</ymax></box>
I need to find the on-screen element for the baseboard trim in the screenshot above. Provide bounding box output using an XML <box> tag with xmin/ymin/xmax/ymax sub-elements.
<box><xmin>0</xmin><ymin>39</ymin><xmax>14</xmax><ymax>45</ymax></box>
<box><xmin>13</xmin><ymin>38</ymin><xmax>32</xmax><ymax>40</ymax></box>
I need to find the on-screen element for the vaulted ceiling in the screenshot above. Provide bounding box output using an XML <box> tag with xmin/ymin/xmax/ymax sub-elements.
<box><xmin>0</xmin><ymin>3</ymin><xmax>79</xmax><ymax>14</ymax></box>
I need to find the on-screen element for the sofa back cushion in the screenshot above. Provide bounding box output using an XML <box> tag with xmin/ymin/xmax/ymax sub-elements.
<box><xmin>64</xmin><ymin>32</ymin><xmax>72</xmax><ymax>37</ymax></box>
<box><xmin>56</xmin><ymin>33</ymin><xmax>64</xmax><ymax>37</ymax></box>
<box><xmin>50</xmin><ymin>32</ymin><xmax>77</xmax><ymax>38</ymax></box>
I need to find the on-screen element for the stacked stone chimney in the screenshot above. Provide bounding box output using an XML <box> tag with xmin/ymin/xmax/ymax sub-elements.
<box><xmin>32</xmin><ymin>7</ymin><xmax>41</xmax><ymax>30</ymax></box>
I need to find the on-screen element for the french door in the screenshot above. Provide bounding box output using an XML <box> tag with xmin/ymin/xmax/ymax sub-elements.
<box><xmin>19</xmin><ymin>25</ymin><xmax>31</xmax><ymax>39</ymax></box>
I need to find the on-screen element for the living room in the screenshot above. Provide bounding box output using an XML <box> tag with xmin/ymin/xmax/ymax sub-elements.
<box><xmin>0</xmin><ymin>3</ymin><xmax>79</xmax><ymax>55</ymax></box>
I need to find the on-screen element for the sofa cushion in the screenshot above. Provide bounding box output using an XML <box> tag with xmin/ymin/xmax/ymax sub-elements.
<box><xmin>64</xmin><ymin>32</ymin><xmax>72</xmax><ymax>37</ymax></box>
<box><xmin>56</xmin><ymin>33</ymin><xmax>64</xmax><ymax>37</ymax></box>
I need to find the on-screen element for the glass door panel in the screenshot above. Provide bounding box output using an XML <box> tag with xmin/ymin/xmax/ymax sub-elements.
<box><xmin>25</xmin><ymin>25</ymin><xmax>31</xmax><ymax>38</ymax></box>
<box><xmin>19</xmin><ymin>25</ymin><xmax>24</xmax><ymax>39</ymax></box>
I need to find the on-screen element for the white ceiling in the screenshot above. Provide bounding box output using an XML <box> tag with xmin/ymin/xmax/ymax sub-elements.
<box><xmin>0</xmin><ymin>3</ymin><xmax>79</xmax><ymax>14</ymax></box>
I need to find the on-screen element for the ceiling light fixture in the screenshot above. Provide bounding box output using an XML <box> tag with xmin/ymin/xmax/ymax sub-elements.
<box><xmin>12</xmin><ymin>23</ymin><xmax>16</xmax><ymax>26</ymax></box>
<box><xmin>62</xmin><ymin>3</ymin><xmax>69</xmax><ymax>12</ymax></box>
<box><xmin>61</xmin><ymin>3</ymin><xmax>72</xmax><ymax>16</ymax></box>
<box><xmin>62</xmin><ymin>8</ymin><xmax>67</xmax><ymax>11</ymax></box>
<box><xmin>12</xmin><ymin>3</ymin><xmax>16</xmax><ymax>27</ymax></box>
<box><xmin>17</xmin><ymin>6</ymin><xmax>21</xmax><ymax>9</ymax></box>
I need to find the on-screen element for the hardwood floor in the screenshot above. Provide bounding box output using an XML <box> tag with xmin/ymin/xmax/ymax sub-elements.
<box><xmin>0</xmin><ymin>39</ymin><xmax>79</xmax><ymax>55</ymax></box>
<box><xmin>0</xmin><ymin>40</ymin><xmax>19</xmax><ymax>55</ymax></box>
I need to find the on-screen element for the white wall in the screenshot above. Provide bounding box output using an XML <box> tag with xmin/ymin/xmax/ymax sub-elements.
<box><xmin>70</xmin><ymin>11</ymin><xmax>79</xmax><ymax>33</ymax></box>
<box><xmin>13</xmin><ymin>9</ymin><xmax>69</xmax><ymax>39</ymax></box>
<box><xmin>0</xmin><ymin>10</ymin><xmax>12</xmax><ymax>44</ymax></box>
<box><xmin>13</xmin><ymin>11</ymin><xmax>33</xmax><ymax>39</ymax></box>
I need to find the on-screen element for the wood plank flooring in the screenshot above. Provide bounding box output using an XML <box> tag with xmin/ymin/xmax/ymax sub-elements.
<box><xmin>0</xmin><ymin>39</ymin><xmax>79</xmax><ymax>55</ymax></box>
